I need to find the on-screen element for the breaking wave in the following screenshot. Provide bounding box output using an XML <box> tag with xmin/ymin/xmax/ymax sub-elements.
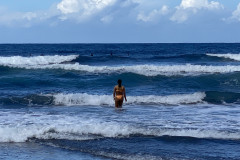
<box><xmin>0</xmin><ymin>92</ymin><xmax>205</xmax><ymax>106</ymax></box>
<box><xmin>53</xmin><ymin>92</ymin><xmax>205</xmax><ymax>106</ymax></box>
<box><xmin>4</xmin><ymin>91</ymin><xmax>240</xmax><ymax>106</ymax></box>
<box><xmin>2</xmin><ymin>55</ymin><xmax>240</xmax><ymax>76</ymax></box>
<box><xmin>3</xmin><ymin>62</ymin><xmax>240</xmax><ymax>76</ymax></box>
<box><xmin>207</xmin><ymin>53</ymin><xmax>240</xmax><ymax>61</ymax></box>
<box><xmin>0</xmin><ymin>119</ymin><xmax>239</xmax><ymax>143</ymax></box>
<box><xmin>0</xmin><ymin>55</ymin><xmax>78</xmax><ymax>66</ymax></box>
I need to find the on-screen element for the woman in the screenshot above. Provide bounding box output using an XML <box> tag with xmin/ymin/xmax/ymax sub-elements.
<box><xmin>113</xmin><ymin>79</ymin><xmax>127</xmax><ymax>108</ymax></box>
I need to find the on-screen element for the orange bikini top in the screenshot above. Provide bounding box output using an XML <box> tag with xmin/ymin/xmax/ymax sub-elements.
<box><xmin>116</xmin><ymin>86</ymin><xmax>124</xmax><ymax>95</ymax></box>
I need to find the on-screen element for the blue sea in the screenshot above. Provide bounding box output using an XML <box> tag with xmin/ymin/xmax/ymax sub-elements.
<box><xmin>0</xmin><ymin>43</ymin><xmax>240</xmax><ymax>160</ymax></box>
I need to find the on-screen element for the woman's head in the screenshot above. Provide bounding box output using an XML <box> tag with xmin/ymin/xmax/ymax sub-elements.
<box><xmin>117</xmin><ymin>79</ymin><xmax>122</xmax><ymax>87</ymax></box>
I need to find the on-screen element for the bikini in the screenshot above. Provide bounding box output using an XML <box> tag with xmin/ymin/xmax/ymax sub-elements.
<box><xmin>115</xmin><ymin>86</ymin><xmax>123</xmax><ymax>101</ymax></box>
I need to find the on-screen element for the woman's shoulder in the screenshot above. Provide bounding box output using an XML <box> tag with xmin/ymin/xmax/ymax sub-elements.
<box><xmin>115</xmin><ymin>85</ymin><xmax>125</xmax><ymax>88</ymax></box>
<box><xmin>115</xmin><ymin>85</ymin><xmax>124</xmax><ymax>89</ymax></box>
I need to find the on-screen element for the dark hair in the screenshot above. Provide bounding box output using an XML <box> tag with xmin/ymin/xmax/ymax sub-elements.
<box><xmin>117</xmin><ymin>79</ymin><xmax>122</xmax><ymax>87</ymax></box>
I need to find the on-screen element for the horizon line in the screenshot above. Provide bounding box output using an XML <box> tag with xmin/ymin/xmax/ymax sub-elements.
<box><xmin>0</xmin><ymin>42</ymin><xmax>240</xmax><ymax>44</ymax></box>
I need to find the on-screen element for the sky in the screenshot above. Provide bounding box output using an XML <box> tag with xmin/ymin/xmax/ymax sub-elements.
<box><xmin>0</xmin><ymin>0</ymin><xmax>240</xmax><ymax>43</ymax></box>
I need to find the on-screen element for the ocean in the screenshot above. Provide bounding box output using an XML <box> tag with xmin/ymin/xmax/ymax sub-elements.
<box><xmin>0</xmin><ymin>43</ymin><xmax>240</xmax><ymax>160</ymax></box>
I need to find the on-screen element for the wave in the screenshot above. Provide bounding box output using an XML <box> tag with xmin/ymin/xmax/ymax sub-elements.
<box><xmin>207</xmin><ymin>53</ymin><xmax>240</xmax><ymax>61</ymax></box>
<box><xmin>0</xmin><ymin>94</ymin><xmax>53</xmax><ymax>106</ymax></box>
<box><xmin>3</xmin><ymin>91</ymin><xmax>240</xmax><ymax>107</ymax></box>
<box><xmin>0</xmin><ymin>55</ymin><xmax>78</xmax><ymax>66</ymax></box>
<box><xmin>1</xmin><ymin>55</ymin><xmax>240</xmax><ymax>76</ymax></box>
<box><xmin>82</xmin><ymin>152</ymin><xmax>162</xmax><ymax>160</ymax></box>
<box><xmin>3</xmin><ymin>62</ymin><xmax>240</xmax><ymax>76</ymax></box>
<box><xmin>53</xmin><ymin>92</ymin><xmax>205</xmax><ymax>106</ymax></box>
<box><xmin>205</xmin><ymin>91</ymin><xmax>240</xmax><ymax>104</ymax></box>
<box><xmin>0</xmin><ymin>92</ymin><xmax>205</xmax><ymax>106</ymax></box>
<box><xmin>0</xmin><ymin>119</ymin><xmax>239</xmax><ymax>142</ymax></box>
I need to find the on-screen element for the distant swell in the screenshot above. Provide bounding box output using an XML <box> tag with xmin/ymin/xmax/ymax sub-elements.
<box><xmin>207</xmin><ymin>53</ymin><xmax>240</xmax><ymax>61</ymax></box>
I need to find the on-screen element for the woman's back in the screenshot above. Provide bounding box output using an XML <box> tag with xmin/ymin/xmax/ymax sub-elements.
<box><xmin>115</xmin><ymin>85</ymin><xmax>124</xmax><ymax>95</ymax></box>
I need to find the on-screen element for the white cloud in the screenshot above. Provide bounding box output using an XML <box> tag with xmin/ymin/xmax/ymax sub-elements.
<box><xmin>57</xmin><ymin>0</ymin><xmax>116</xmax><ymax>21</ymax></box>
<box><xmin>100</xmin><ymin>15</ymin><xmax>113</xmax><ymax>23</ymax></box>
<box><xmin>0</xmin><ymin>0</ymin><xmax>230</xmax><ymax>27</ymax></box>
<box><xmin>0</xmin><ymin>11</ymin><xmax>38</xmax><ymax>27</ymax></box>
<box><xmin>170</xmin><ymin>10</ymin><xmax>189</xmax><ymax>23</ymax></box>
<box><xmin>119</xmin><ymin>0</ymin><xmax>171</xmax><ymax>22</ymax></box>
<box><xmin>161</xmin><ymin>5</ymin><xmax>169</xmax><ymax>14</ymax></box>
<box><xmin>180</xmin><ymin>0</ymin><xmax>223</xmax><ymax>10</ymax></box>
<box><xmin>120</xmin><ymin>0</ymin><xmax>140</xmax><ymax>7</ymax></box>
<box><xmin>230</xmin><ymin>3</ymin><xmax>240</xmax><ymax>22</ymax></box>
<box><xmin>0</xmin><ymin>5</ymin><xmax>59</xmax><ymax>27</ymax></box>
<box><xmin>171</xmin><ymin>0</ymin><xmax>223</xmax><ymax>23</ymax></box>
<box><xmin>137</xmin><ymin>5</ymin><xmax>169</xmax><ymax>22</ymax></box>
<box><xmin>57</xmin><ymin>0</ymin><xmax>80</xmax><ymax>14</ymax></box>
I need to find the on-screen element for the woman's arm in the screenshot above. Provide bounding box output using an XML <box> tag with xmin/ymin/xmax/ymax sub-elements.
<box><xmin>113</xmin><ymin>86</ymin><xmax>116</xmax><ymax>100</ymax></box>
<box><xmin>123</xmin><ymin>87</ymin><xmax>127</xmax><ymax>102</ymax></box>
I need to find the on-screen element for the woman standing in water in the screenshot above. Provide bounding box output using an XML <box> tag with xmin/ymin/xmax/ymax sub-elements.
<box><xmin>113</xmin><ymin>79</ymin><xmax>127</xmax><ymax>108</ymax></box>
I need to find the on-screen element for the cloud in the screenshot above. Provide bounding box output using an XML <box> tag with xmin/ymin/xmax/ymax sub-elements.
<box><xmin>171</xmin><ymin>0</ymin><xmax>223</xmax><ymax>23</ymax></box>
<box><xmin>118</xmin><ymin>0</ymin><xmax>171</xmax><ymax>22</ymax></box>
<box><xmin>57</xmin><ymin>0</ymin><xmax>80</xmax><ymax>14</ymax></box>
<box><xmin>0</xmin><ymin>0</ymin><xmax>229</xmax><ymax>27</ymax></box>
<box><xmin>137</xmin><ymin>5</ymin><xmax>169</xmax><ymax>22</ymax></box>
<box><xmin>121</xmin><ymin>0</ymin><xmax>139</xmax><ymax>7</ymax></box>
<box><xmin>0</xmin><ymin>11</ymin><xmax>39</xmax><ymax>27</ymax></box>
<box><xmin>0</xmin><ymin>5</ymin><xmax>59</xmax><ymax>27</ymax></box>
<box><xmin>0</xmin><ymin>0</ymin><xmax>118</xmax><ymax>26</ymax></box>
<box><xmin>56</xmin><ymin>0</ymin><xmax>172</xmax><ymax>23</ymax></box>
<box><xmin>100</xmin><ymin>15</ymin><xmax>113</xmax><ymax>23</ymax></box>
<box><xmin>229</xmin><ymin>3</ymin><xmax>240</xmax><ymax>22</ymax></box>
<box><xmin>179</xmin><ymin>0</ymin><xmax>223</xmax><ymax>10</ymax></box>
<box><xmin>57</xmin><ymin>0</ymin><xmax>117</xmax><ymax>21</ymax></box>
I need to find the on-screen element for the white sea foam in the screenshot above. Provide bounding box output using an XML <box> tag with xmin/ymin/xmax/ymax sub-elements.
<box><xmin>9</xmin><ymin>63</ymin><xmax>240</xmax><ymax>76</ymax></box>
<box><xmin>0</xmin><ymin>118</ymin><xmax>239</xmax><ymax>142</ymax></box>
<box><xmin>207</xmin><ymin>53</ymin><xmax>240</xmax><ymax>61</ymax></box>
<box><xmin>1</xmin><ymin>56</ymin><xmax>240</xmax><ymax>76</ymax></box>
<box><xmin>0</xmin><ymin>55</ymin><xmax>78</xmax><ymax>66</ymax></box>
<box><xmin>2</xmin><ymin>55</ymin><xmax>240</xmax><ymax>76</ymax></box>
<box><xmin>0</xmin><ymin>108</ymin><xmax>240</xmax><ymax>143</ymax></box>
<box><xmin>92</xmin><ymin>152</ymin><xmax>163</xmax><ymax>160</ymax></box>
<box><xmin>53</xmin><ymin>92</ymin><xmax>206</xmax><ymax>106</ymax></box>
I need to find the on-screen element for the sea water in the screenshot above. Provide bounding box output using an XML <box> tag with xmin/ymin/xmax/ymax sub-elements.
<box><xmin>0</xmin><ymin>43</ymin><xmax>240</xmax><ymax>160</ymax></box>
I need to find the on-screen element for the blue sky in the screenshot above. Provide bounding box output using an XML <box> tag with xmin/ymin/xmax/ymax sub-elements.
<box><xmin>0</xmin><ymin>0</ymin><xmax>240</xmax><ymax>43</ymax></box>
